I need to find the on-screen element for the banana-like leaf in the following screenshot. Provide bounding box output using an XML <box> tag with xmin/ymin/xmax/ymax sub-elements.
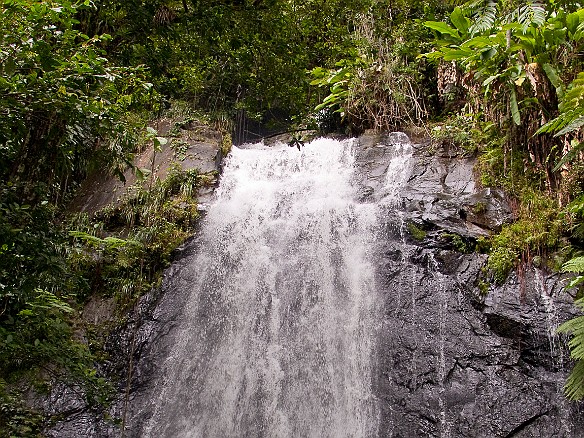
<box><xmin>510</xmin><ymin>87</ymin><xmax>521</xmax><ymax>125</ymax></box>
<box><xmin>423</xmin><ymin>21</ymin><xmax>460</xmax><ymax>38</ymax></box>
<box><xmin>542</xmin><ymin>63</ymin><xmax>564</xmax><ymax>98</ymax></box>
<box><xmin>450</xmin><ymin>7</ymin><xmax>470</xmax><ymax>34</ymax></box>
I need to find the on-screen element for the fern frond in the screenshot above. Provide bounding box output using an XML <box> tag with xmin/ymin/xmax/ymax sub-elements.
<box><xmin>469</xmin><ymin>1</ymin><xmax>498</xmax><ymax>35</ymax></box>
<box><xmin>564</xmin><ymin>360</ymin><xmax>584</xmax><ymax>400</ymax></box>
<box><xmin>559</xmin><ymin>314</ymin><xmax>584</xmax><ymax>335</ymax></box>
<box><xmin>567</xmin><ymin>332</ymin><xmax>584</xmax><ymax>359</ymax></box>
<box><xmin>515</xmin><ymin>1</ymin><xmax>547</xmax><ymax>32</ymax></box>
<box><xmin>574</xmin><ymin>296</ymin><xmax>584</xmax><ymax>312</ymax></box>
<box><xmin>553</xmin><ymin>141</ymin><xmax>584</xmax><ymax>172</ymax></box>
<box><xmin>562</xmin><ymin>257</ymin><xmax>584</xmax><ymax>274</ymax></box>
<box><xmin>559</xmin><ymin>297</ymin><xmax>584</xmax><ymax>400</ymax></box>
<box><xmin>461</xmin><ymin>0</ymin><xmax>483</xmax><ymax>14</ymax></box>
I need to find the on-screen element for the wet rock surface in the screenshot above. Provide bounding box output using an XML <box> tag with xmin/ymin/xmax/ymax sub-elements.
<box><xmin>374</xmin><ymin>242</ymin><xmax>583</xmax><ymax>437</ymax></box>
<box><xmin>359</xmin><ymin>133</ymin><xmax>584</xmax><ymax>437</ymax></box>
<box><xmin>46</xmin><ymin>133</ymin><xmax>584</xmax><ymax>437</ymax></box>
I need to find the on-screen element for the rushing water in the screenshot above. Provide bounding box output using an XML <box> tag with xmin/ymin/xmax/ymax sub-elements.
<box><xmin>125</xmin><ymin>134</ymin><xmax>583</xmax><ymax>438</ymax></box>
<box><xmin>142</xmin><ymin>138</ymin><xmax>386</xmax><ymax>437</ymax></box>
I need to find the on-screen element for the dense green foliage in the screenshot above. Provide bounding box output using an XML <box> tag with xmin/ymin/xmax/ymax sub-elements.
<box><xmin>422</xmin><ymin>2</ymin><xmax>583</xmax><ymax>188</ymax></box>
<box><xmin>0</xmin><ymin>0</ymin><xmax>583</xmax><ymax>430</ymax></box>
<box><xmin>0</xmin><ymin>1</ymin><xmax>152</xmax><ymax>430</ymax></box>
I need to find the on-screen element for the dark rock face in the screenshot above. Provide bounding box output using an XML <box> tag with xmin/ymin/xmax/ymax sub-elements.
<box><xmin>374</xmin><ymin>243</ymin><xmax>582</xmax><ymax>437</ymax></box>
<box><xmin>355</xmin><ymin>132</ymin><xmax>513</xmax><ymax>239</ymax></box>
<box><xmin>355</xmin><ymin>133</ymin><xmax>584</xmax><ymax>437</ymax></box>
<box><xmin>46</xmin><ymin>133</ymin><xmax>584</xmax><ymax>437</ymax></box>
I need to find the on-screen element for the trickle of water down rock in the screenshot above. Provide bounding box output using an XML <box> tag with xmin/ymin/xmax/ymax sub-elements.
<box><xmin>47</xmin><ymin>134</ymin><xmax>584</xmax><ymax>437</ymax></box>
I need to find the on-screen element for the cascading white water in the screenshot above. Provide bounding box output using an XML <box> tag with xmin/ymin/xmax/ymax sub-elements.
<box><xmin>142</xmin><ymin>138</ymin><xmax>381</xmax><ymax>438</ymax></box>
<box><xmin>380</xmin><ymin>132</ymin><xmax>413</xmax><ymax>205</ymax></box>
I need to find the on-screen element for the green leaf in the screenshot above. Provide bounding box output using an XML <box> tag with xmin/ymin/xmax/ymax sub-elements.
<box><xmin>563</xmin><ymin>256</ymin><xmax>584</xmax><ymax>274</ymax></box>
<box><xmin>555</xmin><ymin>118</ymin><xmax>584</xmax><ymax>137</ymax></box>
<box><xmin>553</xmin><ymin>143</ymin><xmax>584</xmax><ymax>173</ymax></box>
<box><xmin>4</xmin><ymin>57</ymin><xmax>16</xmax><ymax>76</ymax></box>
<box><xmin>441</xmin><ymin>48</ymin><xmax>473</xmax><ymax>61</ymax></box>
<box><xmin>510</xmin><ymin>87</ymin><xmax>521</xmax><ymax>125</ymax></box>
<box><xmin>567</xmin><ymin>275</ymin><xmax>584</xmax><ymax>289</ymax></box>
<box><xmin>542</xmin><ymin>63</ymin><xmax>564</xmax><ymax>98</ymax></box>
<box><xmin>460</xmin><ymin>36</ymin><xmax>492</xmax><ymax>49</ymax></box>
<box><xmin>480</xmin><ymin>47</ymin><xmax>497</xmax><ymax>61</ymax></box>
<box><xmin>469</xmin><ymin>1</ymin><xmax>497</xmax><ymax>36</ymax></box>
<box><xmin>423</xmin><ymin>21</ymin><xmax>460</xmax><ymax>38</ymax></box>
<box><xmin>516</xmin><ymin>2</ymin><xmax>546</xmax><ymax>33</ymax></box>
<box><xmin>566</xmin><ymin>12</ymin><xmax>581</xmax><ymax>35</ymax></box>
<box><xmin>558</xmin><ymin>296</ymin><xmax>584</xmax><ymax>400</ymax></box>
<box><xmin>136</xmin><ymin>167</ymin><xmax>151</xmax><ymax>181</ymax></box>
<box><xmin>450</xmin><ymin>7</ymin><xmax>470</xmax><ymax>35</ymax></box>
<box><xmin>483</xmin><ymin>75</ymin><xmax>500</xmax><ymax>87</ymax></box>
<box><xmin>515</xmin><ymin>35</ymin><xmax>535</xmax><ymax>54</ymax></box>
<box><xmin>103</xmin><ymin>237</ymin><xmax>131</xmax><ymax>249</ymax></box>
<box><xmin>574</xmin><ymin>21</ymin><xmax>584</xmax><ymax>41</ymax></box>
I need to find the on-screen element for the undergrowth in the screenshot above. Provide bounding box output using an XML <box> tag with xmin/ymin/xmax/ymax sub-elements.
<box><xmin>70</xmin><ymin>165</ymin><xmax>213</xmax><ymax>311</ymax></box>
<box><xmin>0</xmin><ymin>153</ymin><xmax>215</xmax><ymax>432</ymax></box>
<box><xmin>432</xmin><ymin>112</ymin><xmax>579</xmax><ymax>284</ymax></box>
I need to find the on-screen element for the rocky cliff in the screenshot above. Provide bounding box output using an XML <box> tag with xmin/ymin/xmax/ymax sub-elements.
<box><xmin>356</xmin><ymin>132</ymin><xmax>583</xmax><ymax>436</ymax></box>
<box><xmin>46</xmin><ymin>133</ymin><xmax>583</xmax><ymax>437</ymax></box>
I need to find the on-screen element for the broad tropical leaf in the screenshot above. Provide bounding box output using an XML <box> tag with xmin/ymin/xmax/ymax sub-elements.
<box><xmin>423</xmin><ymin>21</ymin><xmax>460</xmax><ymax>38</ymax></box>
<box><xmin>451</xmin><ymin>7</ymin><xmax>470</xmax><ymax>34</ymax></box>
<box><xmin>542</xmin><ymin>63</ymin><xmax>564</xmax><ymax>98</ymax></box>
<box><xmin>510</xmin><ymin>87</ymin><xmax>521</xmax><ymax>125</ymax></box>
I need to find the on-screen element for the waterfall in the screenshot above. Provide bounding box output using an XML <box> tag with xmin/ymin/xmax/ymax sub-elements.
<box><xmin>42</xmin><ymin>133</ymin><xmax>584</xmax><ymax>438</ymax></box>
<box><xmin>141</xmin><ymin>138</ymin><xmax>386</xmax><ymax>437</ymax></box>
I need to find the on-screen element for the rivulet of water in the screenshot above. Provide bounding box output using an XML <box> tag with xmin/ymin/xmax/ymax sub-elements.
<box><xmin>141</xmin><ymin>138</ymin><xmax>382</xmax><ymax>438</ymax></box>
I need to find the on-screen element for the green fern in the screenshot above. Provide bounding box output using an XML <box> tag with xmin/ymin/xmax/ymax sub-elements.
<box><xmin>563</xmin><ymin>256</ymin><xmax>584</xmax><ymax>274</ymax></box>
<box><xmin>468</xmin><ymin>1</ymin><xmax>498</xmax><ymax>36</ymax></box>
<box><xmin>559</xmin><ymin>259</ymin><xmax>584</xmax><ymax>400</ymax></box>
<box><xmin>562</xmin><ymin>255</ymin><xmax>584</xmax><ymax>290</ymax></box>
<box><xmin>563</xmin><ymin>360</ymin><xmax>584</xmax><ymax>400</ymax></box>
<box><xmin>567</xmin><ymin>196</ymin><xmax>584</xmax><ymax>241</ymax></box>
<box><xmin>558</xmin><ymin>297</ymin><xmax>584</xmax><ymax>400</ymax></box>
<box><xmin>514</xmin><ymin>1</ymin><xmax>547</xmax><ymax>32</ymax></box>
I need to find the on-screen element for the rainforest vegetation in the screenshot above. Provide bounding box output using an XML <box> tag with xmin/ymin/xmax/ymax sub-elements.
<box><xmin>0</xmin><ymin>0</ymin><xmax>582</xmax><ymax>434</ymax></box>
